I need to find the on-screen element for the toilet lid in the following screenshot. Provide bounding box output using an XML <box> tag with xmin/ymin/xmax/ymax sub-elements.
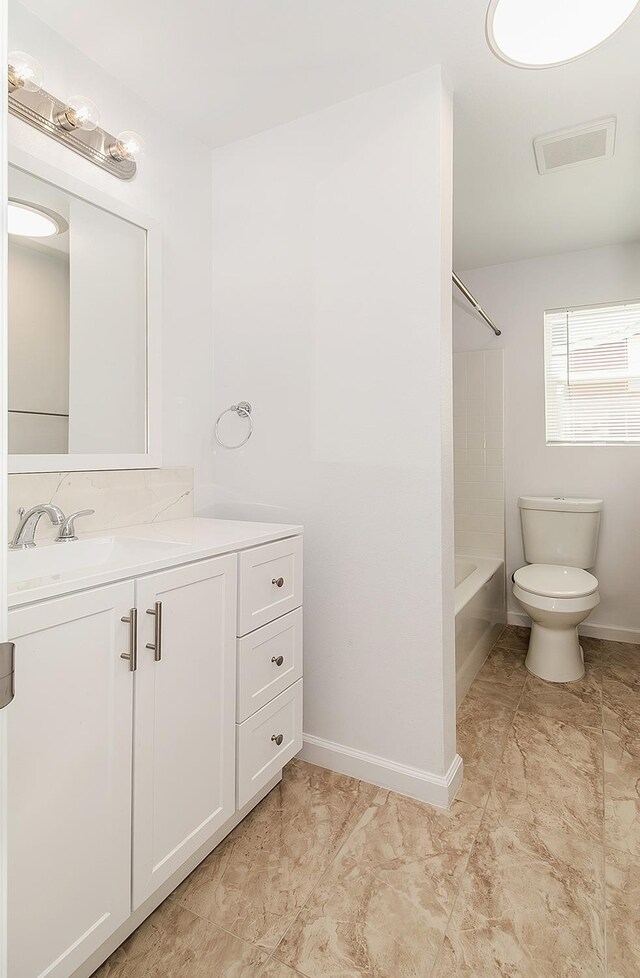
<box><xmin>513</xmin><ymin>564</ymin><xmax>598</xmax><ymax>598</ymax></box>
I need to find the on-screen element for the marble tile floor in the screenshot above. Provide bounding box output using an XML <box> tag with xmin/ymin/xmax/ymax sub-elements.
<box><xmin>94</xmin><ymin>625</ymin><xmax>639</xmax><ymax>978</ymax></box>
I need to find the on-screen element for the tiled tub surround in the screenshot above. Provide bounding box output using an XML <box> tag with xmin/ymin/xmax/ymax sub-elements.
<box><xmin>453</xmin><ymin>351</ymin><xmax>506</xmax><ymax>705</ymax></box>
<box><xmin>92</xmin><ymin>625</ymin><xmax>638</xmax><ymax>978</ymax></box>
<box><xmin>453</xmin><ymin>349</ymin><xmax>505</xmax><ymax>558</ymax></box>
<box><xmin>7</xmin><ymin>467</ymin><xmax>193</xmax><ymax>541</ymax></box>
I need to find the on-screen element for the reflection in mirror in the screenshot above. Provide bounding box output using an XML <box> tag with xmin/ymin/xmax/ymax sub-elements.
<box><xmin>8</xmin><ymin>165</ymin><xmax>148</xmax><ymax>457</ymax></box>
<box><xmin>452</xmin><ymin>17</ymin><xmax>640</xmax><ymax>712</ymax></box>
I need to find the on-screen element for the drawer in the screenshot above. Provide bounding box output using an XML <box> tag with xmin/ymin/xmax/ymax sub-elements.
<box><xmin>237</xmin><ymin>608</ymin><xmax>303</xmax><ymax>722</ymax></box>
<box><xmin>236</xmin><ymin>680</ymin><xmax>303</xmax><ymax>809</ymax></box>
<box><xmin>237</xmin><ymin>536</ymin><xmax>303</xmax><ymax>636</ymax></box>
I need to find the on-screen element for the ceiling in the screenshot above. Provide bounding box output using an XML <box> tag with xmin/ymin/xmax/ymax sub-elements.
<box><xmin>16</xmin><ymin>0</ymin><xmax>640</xmax><ymax>268</ymax></box>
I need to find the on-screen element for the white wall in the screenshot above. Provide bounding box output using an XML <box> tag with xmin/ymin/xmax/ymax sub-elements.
<box><xmin>212</xmin><ymin>68</ymin><xmax>458</xmax><ymax>802</ymax></box>
<box><xmin>453</xmin><ymin>242</ymin><xmax>640</xmax><ymax>639</ymax></box>
<box><xmin>8</xmin><ymin>2</ymin><xmax>215</xmax><ymax>511</ymax></box>
<box><xmin>453</xmin><ymin>350</ymin><xmax>504</xmax><ymax>558</ymax></box>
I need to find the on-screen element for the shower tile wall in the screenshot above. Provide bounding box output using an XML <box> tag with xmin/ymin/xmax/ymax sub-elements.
<box><xmin>453</xmin><ymin>350</ymin><xmax>505</xmax><ymax>558</ymax></box>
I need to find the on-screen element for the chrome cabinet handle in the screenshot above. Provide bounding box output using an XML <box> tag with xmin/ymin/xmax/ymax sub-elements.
<box><xmin>146</xmin><ymin>601</ymin><xmax>163</xmax><ymax>661</ymax></box>
<box><xmin>120</xmin><ymin>608</ymin><xmax>138</xmax><ymax>671</ymax></box>
<box><xmin>271</xmin><ymin>733</ymin><xmax>284</xmax><ymax>746</ymax></box>
<box><xmin>271</xmin><ymin>655</ymin><xmax>284</xmax><ymax>667</ymax></box>
<box><xmin>272</xmin><ymin>577</ymin><xmax>284</xmax><ymax>588</ymax></box>
<box><xmin>0</xmin><ymin>641</ymin><xmax>15</xmax><ymax>709</ymax></box>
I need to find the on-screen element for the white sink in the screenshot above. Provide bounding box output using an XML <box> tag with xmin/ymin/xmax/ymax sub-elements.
<box><xmin>8</xmin><ymin>536</ymin><xmax>191</xmax><ymax>586</ymax></box>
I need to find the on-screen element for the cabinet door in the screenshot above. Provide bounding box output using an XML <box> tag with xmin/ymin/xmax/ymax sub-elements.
<box><xmin>132</xmin><ymin>555</ymin><xmax>236</xmax><ymax>908</ymax></box>
<box><xmin>8</xmin><ymin>582</ymin><xmax>135</xmax><ymax>978</ymax></box>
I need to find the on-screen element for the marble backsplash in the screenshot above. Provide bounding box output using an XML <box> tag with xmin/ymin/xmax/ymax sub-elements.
<box><xmin>8</xmin><ymin>467</ymin><xmax>194</xmax><ymax>543</ymax></box>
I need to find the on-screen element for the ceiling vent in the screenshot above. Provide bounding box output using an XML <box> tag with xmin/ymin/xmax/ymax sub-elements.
<box><xmin>533</xmin><ymin>117</ymin><xmax>616</xmax><ymax>175</ymax></box>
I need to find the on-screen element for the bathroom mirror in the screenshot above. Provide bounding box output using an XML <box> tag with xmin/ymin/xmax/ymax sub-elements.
<box><xmin>7</xmin><ymin>149</ymin><xmax>160</xmax><ymax>472</ymax></box>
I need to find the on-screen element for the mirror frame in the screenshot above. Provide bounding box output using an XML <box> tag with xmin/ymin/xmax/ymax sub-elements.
<box><xmin>7</xmin><ymin>147</ymin><xmax>161</xmax><ymax>473</ymax></box>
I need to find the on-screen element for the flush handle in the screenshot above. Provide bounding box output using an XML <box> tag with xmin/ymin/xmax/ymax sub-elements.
<box><xmin>271</xmin><ymin>733</ymin><xmax>284</xmax><ymax>746</ymax></box>
<box><xmin>272</xmin><ymin>577</ymin><xmax>284</xmax><ymax>588</ymax></box>
<box><xmin>146</xmin><ymin>601</ymin><xmax>163</xmax><ymax>661</ymax></box>
<box><xmin>271</xmin><ymin>655</ymin><xmax>284</xmax><ymax>667</ymax></box>
<box><xmin>120</xmin><ymin>608</ymin><xmax>138</xmax><ymax>672</ymax></box>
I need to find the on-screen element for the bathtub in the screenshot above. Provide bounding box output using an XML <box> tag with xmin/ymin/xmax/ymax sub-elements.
<box><xmin>455</xmin><ymin>555</ymin><xmax>506</xmax><ymax>704</ymax></box>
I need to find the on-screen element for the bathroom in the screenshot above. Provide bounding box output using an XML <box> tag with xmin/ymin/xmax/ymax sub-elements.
<box><xmin>1</xmin><ymin>2</ymin><xmax>639</xmax><ymax>977</ymax></box>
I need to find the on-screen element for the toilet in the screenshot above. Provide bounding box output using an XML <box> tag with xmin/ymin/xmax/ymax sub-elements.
<box><xmin>513</xmin><ymin>496</ymin><xmax>603</xmax><ymax>683</ymax></box>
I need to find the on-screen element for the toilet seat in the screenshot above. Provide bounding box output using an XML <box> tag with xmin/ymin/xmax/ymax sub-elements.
<box><xmin>513</xmin><ymin>563</ymin><xmax>598</xmax><ymax>599</ymax></box>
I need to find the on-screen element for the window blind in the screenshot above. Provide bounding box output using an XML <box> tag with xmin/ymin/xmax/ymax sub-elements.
<box><xmin>544</xmin><ymin>300</ymin><xmax>640</xmax><ymax>445</ymax></box>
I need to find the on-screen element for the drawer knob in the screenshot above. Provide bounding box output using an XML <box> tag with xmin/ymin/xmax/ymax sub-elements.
<box><xmin>272</xmin><ymin>577</ymin><xmax>285</xmax><ymax>588</ymax></box>
<box><xmin>271</xmin><ymin>733</ymin><xmax>284</xmax><ymax>746</ymax></box>
<box><xmin>271</xmin><ymin>655</ymin><xmax>284</xmax><ymax>667</ymax></box>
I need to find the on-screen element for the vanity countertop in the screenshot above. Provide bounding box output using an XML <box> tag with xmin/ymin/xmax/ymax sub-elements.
<box><xmin>8</xmin><ymin>517</ymin><xmax>303</xmax><ymax>609</ymax></box>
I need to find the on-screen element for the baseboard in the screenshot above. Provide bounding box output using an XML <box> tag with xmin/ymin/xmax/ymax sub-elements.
<box><xmin>300</xmin><ymin>734</ymin><xmax>463</xmax><ymax>809</ymax></box>
<box><xmin>507</xmin><ymin>610</ymin><xmax>640</xmax><ymax>645</ymax></box>
<box><xmin>505</xmin><ymin>611</ymin><xmax>530</xmax><ymax>630</ymax></box>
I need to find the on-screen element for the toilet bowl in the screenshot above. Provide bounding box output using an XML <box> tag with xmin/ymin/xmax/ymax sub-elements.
<box><xmin>513</xmin><ymin>563</ymin><xmax>599</xmax><ymax>682</ymax></box>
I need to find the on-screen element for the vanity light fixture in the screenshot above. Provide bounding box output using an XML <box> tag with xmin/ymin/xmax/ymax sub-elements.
<box><xmin>7</xmin><ymin>52</ymin><xmax>142</xmax><ymax>180</ymax></box>
<box><xmin>8</xmin><ymin>200</ymin><xmax>67</xmax><ymax>238</ymax></box>
<box><xmin>486</xmin><ymin>0</ymin><xmax>640</xmax><ymax>68</ymax></box>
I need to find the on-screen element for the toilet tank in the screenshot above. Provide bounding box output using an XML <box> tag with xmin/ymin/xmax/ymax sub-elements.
<box><xmin>519</xmin><ymin>496</ymin><xmax>603</xmax><ymax>569</ymax></box>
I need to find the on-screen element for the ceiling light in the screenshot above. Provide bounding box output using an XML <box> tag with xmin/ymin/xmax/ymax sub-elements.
<box><xmin>486</xmin><ymin>0</ymin><xmax>640</xmax><ymax>68</ymax></box>
<box><xmin>8</xmin><ymin>201</ymin><xmax>65</xmax><ymax>238</ymax></box>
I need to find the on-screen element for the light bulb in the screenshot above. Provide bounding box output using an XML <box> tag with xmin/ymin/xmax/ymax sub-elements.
<box><xmin>8</xmin><ymin>50</ymin><xmax>44</xmax><ymax>93</ymax></box>
<box><xmin>109</xmin><ymin>130</ymin><xmax>145</xmax><ymax>163</ymax></box>
<box><xmin>57</xmin><ymin>95</ymin><xmax>100</xmax><ymax>131</ymax></box>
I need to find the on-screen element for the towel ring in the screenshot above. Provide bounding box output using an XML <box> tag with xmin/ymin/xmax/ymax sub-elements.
<box><xmin>214</xmin><ymin>401</ymin><xmax>253</xmax><ymax>449</ymax></box>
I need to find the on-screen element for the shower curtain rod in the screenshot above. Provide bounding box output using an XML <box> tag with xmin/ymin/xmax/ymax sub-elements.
<box><xmin>452</xmin><ymin>272</ymin><xmax>502</xmax><ymax>337</ymax></box>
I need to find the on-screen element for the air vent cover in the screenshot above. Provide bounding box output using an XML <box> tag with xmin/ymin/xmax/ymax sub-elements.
<box><xmin>534</xmin><ymin>117</ymin><xmax>616</xmax><ymax>175</ymax></box>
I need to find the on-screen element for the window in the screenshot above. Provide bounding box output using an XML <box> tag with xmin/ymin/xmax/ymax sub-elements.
<box><xmin>544</xmin><ymin>300</ymin><xmax>640</xmax><ymax>445</ymax></box>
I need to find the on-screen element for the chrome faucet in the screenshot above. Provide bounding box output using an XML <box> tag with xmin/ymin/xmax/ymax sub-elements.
<box><xmin>10</xmin><ymin>504</ymin><xmax>66</xmax><ymax>550</ymax></box>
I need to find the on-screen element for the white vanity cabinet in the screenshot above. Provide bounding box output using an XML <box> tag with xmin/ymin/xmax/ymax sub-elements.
<box><xmin>7</xmin><ymin>582</ymin><xmax>135</xmax><ymax>978</ymax></box>
<box><xmin>6</xmin><ymin>519</ymin><xmax>303</xmax><ymax>978</ymax></box>
<box><xmin>132</xmin><ymin>556</ymin><xmax>236</xmax><ymax>907</ymax></box>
